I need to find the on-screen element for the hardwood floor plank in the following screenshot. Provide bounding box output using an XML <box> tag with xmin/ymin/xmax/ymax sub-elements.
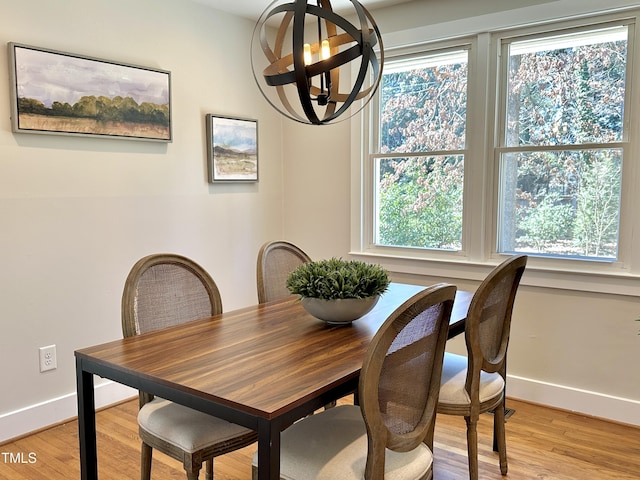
<box><xmin>1</xmin><ymin>397</ymin><xmax>638</xmax><ymax>479</ymax></box>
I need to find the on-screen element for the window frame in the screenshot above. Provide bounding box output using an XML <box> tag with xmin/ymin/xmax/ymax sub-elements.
<box><xmin>351</xmin><ymin>10</ymin><xmax>640</xmax><ymax>297</ymax></box>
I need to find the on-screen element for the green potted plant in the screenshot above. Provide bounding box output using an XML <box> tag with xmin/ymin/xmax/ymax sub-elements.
<box><xmin>286</xmin><ymin>257</ymin><xmax>390</xmax><ymax>325</ymax></box>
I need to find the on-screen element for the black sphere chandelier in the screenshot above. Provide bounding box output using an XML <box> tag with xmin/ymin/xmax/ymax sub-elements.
<box><xmin>251</xmin><ymin>0</ymin><xmax>384</xmax><ymax>125</ymax></box>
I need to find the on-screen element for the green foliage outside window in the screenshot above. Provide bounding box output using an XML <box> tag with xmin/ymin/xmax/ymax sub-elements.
<box><xmin>377</xmin><ymin>156</ymin><xmax>463</xmax><ymax>249</ymax></box>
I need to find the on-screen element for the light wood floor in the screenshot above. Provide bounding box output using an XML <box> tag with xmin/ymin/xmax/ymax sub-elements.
<box><xmin>1</xmin><ymin>397</ymin><xmax>639</xmax><ymax>479</ymax></box>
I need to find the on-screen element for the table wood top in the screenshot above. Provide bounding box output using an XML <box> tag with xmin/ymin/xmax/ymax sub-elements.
<box><xmin>76</xmin><ymin>283</ymin><xmax>471</xmax><ymax>420</ymax></box>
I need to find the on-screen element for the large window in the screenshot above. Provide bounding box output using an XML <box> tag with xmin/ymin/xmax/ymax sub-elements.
<box><xmin>357</xmin><ymin>12</ymin><xmax>639</xmax><ymax>287</ymax></box>
<box><xmin>498</xmin><ymin>26</ymin><xmax>628</xmax><ymax>260</ymax></box>
<box><xmin>374</xmin><ymin>49</ymin><xmax>467</xmax><ymax>250</ymax></box>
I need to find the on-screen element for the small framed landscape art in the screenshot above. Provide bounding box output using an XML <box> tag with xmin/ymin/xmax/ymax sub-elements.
<box><xmin>206</xmin><ymin>114</ymin><xmax>258</xmax><ymax>183</ymax></box>
<box><xmin>8</xmin><ymin>42</ymin><xmax>171</xmax><ymax>142</ymax></box>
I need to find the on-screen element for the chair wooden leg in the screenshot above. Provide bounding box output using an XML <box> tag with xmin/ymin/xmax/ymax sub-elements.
<box><xmin>141</xmin><ymin>442</ymin><xmax>152</xmax><ymax>480</ymax></box>
<box><xmin>465</xmin><ymin>416</ymin><xmax>479</xmax><ymax>480</ymax></box>
<box><xmin>184</xmin><ymin>457</ymin><xmax>203</xmax><ymax>480</ymax></box>
<box><xmin>205</xmin><ymin>458</ymin><xmax>213</xmax><ymax>480</ymax></box>
<box><xmin>494</xmin><ymin>399</ymin><xmax>508</xmax><ymax>475</ymax></box>
<box><xmin>186</xmin><ymin>471</ymin><xmax>199</xmax><ymax>480</ymax></box>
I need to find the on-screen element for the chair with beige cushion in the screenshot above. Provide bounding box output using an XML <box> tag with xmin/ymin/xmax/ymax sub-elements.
<box><xmin>256</xmin><ymin>240</ymin><xmax>311</xmax><ymax>304</ymax></box>
<box><xmin>251</xmin><ymin>283</ymin><xmax>457</xmax><ymax>480</ymax></box>
<box><xmin>122</xmin><ymin>253</ymin><xmax>257</xmax><ymax>480</ymax></box>
<box><xmin>437</xmin><ymin>254</ymin><xmax>527</xmax><ymax>480</ymax></box>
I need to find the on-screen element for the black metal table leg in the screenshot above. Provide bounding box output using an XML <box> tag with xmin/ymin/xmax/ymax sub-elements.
<box><xmin>76</xmin><ymin>357</ymin><xmax>98</xmax><ymax>480</ymax></box>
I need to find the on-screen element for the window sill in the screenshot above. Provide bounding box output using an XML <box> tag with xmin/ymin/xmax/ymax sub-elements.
<box><xmin>349</xmin><ymin>251</ymin><xmax>640</xmax><ymax>297</ymax></box>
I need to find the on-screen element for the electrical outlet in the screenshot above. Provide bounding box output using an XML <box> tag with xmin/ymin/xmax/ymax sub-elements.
<box><xmin>39</xmin><ymin>345</ymin><xmax>57</xmax><ymax>372</ymax></box>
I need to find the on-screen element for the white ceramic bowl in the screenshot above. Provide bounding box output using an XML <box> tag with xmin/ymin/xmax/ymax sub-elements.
<box><xmin>300</xmin><ymin>296</ymin><xmax>380</xmax><ymax>325</ymax></box>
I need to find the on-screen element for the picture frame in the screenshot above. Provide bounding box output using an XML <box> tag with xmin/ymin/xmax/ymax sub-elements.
<box><xmin>8</xmin><ymin>42</ymin><xmax>172</xmax><ymax>142</ymax></box>
<box><xmin>206</xmin><ymin>114</ymin><xmax>258</xmax><ymax>183</ymax></box>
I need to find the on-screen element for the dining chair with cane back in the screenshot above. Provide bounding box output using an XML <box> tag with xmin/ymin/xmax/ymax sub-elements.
<box><xmin>251</xmin><ymin>283</ymin><xmax>457</xmax><ymax>480</ymax></box>
<box><xmin>121</xmin><ymin>253</ymin><xmax>258</xmax><ymax>480</ymax></box>
<box><xmin>256</xmin><ymin>240</ymin><xmax>311</xmax><ymax>304</ymax></box>
<box><xmin>437</xmin><ymin>254</ymin><xmax>527</xmax><ymax>480</ymax></box>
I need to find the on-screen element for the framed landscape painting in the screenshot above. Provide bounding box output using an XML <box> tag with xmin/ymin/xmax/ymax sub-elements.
<box><xmin>206</xmin><ymin>114</ymin><xmax>258</xmax><ymax>182</ymax></box>
<box><xmin>8</xmin><ymin>43</ymin><xmax>171</xmax><ymax>142</ymax></box>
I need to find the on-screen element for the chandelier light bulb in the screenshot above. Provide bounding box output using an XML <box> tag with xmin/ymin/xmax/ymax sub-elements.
<box><xmin>304</xmin><ymin>43</ymin><xmax>312</xmax><ymax>66</ymax></box>
<box><xmin>321</xmin><ymin>39</ymin><xmax>331</xmax><ymax>60</ymax></box>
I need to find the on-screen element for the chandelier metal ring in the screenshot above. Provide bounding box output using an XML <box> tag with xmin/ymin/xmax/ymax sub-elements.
<box><xmin>251</xmin><ymin>0</ymin><xmax>384</xmax><ymax>125</ymax></box>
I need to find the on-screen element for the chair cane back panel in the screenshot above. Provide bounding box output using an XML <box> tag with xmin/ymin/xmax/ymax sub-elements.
<box><xmin>122</xmin><ymin>253</ymin><xmax>222</xmax><ymax>338</ymax></box>
<box><xmin>257</xmin><ymin>241</ymin><xmax>311</xmax><ymax>304</ymax></box>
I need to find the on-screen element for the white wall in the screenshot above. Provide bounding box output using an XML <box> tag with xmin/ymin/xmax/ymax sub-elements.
<box><xmin>0</xmin><ymin>0</ymin><xmax>286</xmax><ymax>441</ymax></box>
<box><xmin>282</xmin><ymin>0</ymin><xmax>640</xmax><ymax>426</ymax></box>
<box><xmin>282</xmin><ymin>120</ymin><xmax>353</xmax><ymax>258</ymax></box>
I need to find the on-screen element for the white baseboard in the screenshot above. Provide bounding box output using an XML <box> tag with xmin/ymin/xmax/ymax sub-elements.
<box><xmin>507</xmin><ymin>375</ymin><xmax>640</xmax><ymax>426</ymax></box>
<box><xmin>0</xmin><ymin>381</ymin><xmax>136</xmax><ymax>443</ymax></box>
<box><xmin>1</xmin><ymin>375</ymin><xmax>638</xmax><ymax>444</ymax></box>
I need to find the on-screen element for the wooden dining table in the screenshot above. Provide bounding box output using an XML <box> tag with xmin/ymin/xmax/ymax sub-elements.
<box><xmin>75</xmin><ymin>282</ymin><xmax>472</xmax><ymax>480</ymax></box>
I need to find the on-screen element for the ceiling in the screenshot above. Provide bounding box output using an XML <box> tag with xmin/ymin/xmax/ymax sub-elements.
<box><xmin>192</xmin><ymin>0</ymin><xmax>413</xmax><ymax>21</ymax></box>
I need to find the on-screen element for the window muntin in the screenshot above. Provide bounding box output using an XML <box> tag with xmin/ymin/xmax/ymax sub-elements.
<box><xmin>374</xmin><ymin>49</ymin><xmax>468</xmax><ymax>251</ymax></box>
<box><xmin>498</xmin><ymin>26</ymin><xmax>628</xmax><ymax>261</ymax></box>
